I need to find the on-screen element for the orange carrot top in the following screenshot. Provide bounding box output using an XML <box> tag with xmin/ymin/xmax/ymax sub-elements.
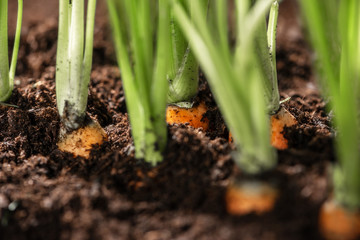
<box><xmin>166</xmin><ymin>102</ymin><xmax>209</xmax><ymax>130</ymax></box>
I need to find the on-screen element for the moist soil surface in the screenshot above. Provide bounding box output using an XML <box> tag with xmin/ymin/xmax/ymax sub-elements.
<box><xmin>1</xmin><ymin>0</ymin><xmax>334</xmax><ymax>239</ymax></box>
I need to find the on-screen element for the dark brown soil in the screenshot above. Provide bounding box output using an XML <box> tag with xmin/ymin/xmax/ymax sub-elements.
<box><xmin>1</xmin><ymin>0</ymin><xmax>334</xmax><ymax>239</ymax></box>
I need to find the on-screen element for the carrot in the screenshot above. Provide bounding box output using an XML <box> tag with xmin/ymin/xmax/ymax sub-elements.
<box><xmin>319</xmin><ymin>200</ymin><xmax>360</xmax><ymax>240</ymax></box>
<box><xmin>57</xmin><ymin>120</ymin><xmax>107</xmax><ymax>159</ymax></box>
<box><xmin>228</xmin><ymin>106</ymin><xmax>297</xmax><ymax>148</ymax></box>
<box><xmin>225</xmin><ymin>181</ymin><xmax>278</xmax><ymax>216</ymax></box>
<box><xmin>229</xmin><ymin>131</ymin><xmax>233</xmax><ymax>143</ymax></box>
<box><xmin>166</xmin><ymin>101</ymin><xmax>209</xmax><ymax>130</ymax></box>
<box><xmin>270</xmin><ymin>106</ymin><xmax>297</xmax><ymax>150</ymax></box>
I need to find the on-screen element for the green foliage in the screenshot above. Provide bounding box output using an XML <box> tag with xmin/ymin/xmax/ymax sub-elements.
<box><xmin>167</xmin><ymin>0</ymin><xmax>199</xmax><ymax>107</ymax></box>
<box><xmin>173</xmin><ymin>0</ymin><xmax>280</xmax><ymax>174</ymax></box>
<box><xmin>300</xmin><ymin>0</ymin><xmax>360</xmax><ymax>210</ymax></box>
<box><xmin>0</xmin><ymin>0</ymin><xmax>22</xmax><ymax>102</ymax></box>
<box><xmin>107</xmin><ymin>0</ymin><xmax>171</xmax><ymax>164</ymax></box>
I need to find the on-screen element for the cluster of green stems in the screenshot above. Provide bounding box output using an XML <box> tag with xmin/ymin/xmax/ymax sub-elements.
<box><xmin>107</xmin><ymin>0</ymin><xmax>203</xmax><ymax>164</ymax></box>
<box><xmin>0</xmin><ymin>0</ymin><xmax>22</xmax><ymax>103</ymax></box>
<box><xmin>107</xmin><ymin>0</ymin><xmax>281</xmax><ymax>172</ymax></box>
<box><xmin>107</xmin><ymin>0</ymin><xmax>171</xmax><ymax>164</ymax></box>
<box><xmin>173</xmin><ymin>0</ymin><xmax>280</xmax><ymax>174</ymax></box>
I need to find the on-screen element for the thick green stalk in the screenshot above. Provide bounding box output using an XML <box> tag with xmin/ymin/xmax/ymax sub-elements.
<box><xmin>167</xmin><ymin>0</ymin><xmax>199</xmax><ymax>106</ymax></box>
<box><xmin>0</xmin><ymin>0</ymin><xmax>22</xmax><ymax>102</ymax></box>
<box><xmin>56</xmin><ymin>0</ymin><xmax>97</xmax><ymax>131</ymax></box>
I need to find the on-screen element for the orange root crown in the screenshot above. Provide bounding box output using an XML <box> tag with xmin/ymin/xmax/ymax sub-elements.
<box><xmin>166</xmin><ymin>102</ymin><xmax>209</xmax><ymax>130</ymax></box>
<box><xmin>270</xmin><ymin>107</ymin><xmax>297</xmax><ymax>150</ymax></box>
<box><xmin>226</xmin><ymin>181</ymin><xmax>278</xmax><ymax>216</ymax></box>
<box><xmin>57</xmin><ymin>121</ymin><xmax>107</xmax><ymax>159</ymax></box>
<box><xmin>319</xmin><ymin>200</ymin><xmax>360</xmax><ymax>240</ymax></box>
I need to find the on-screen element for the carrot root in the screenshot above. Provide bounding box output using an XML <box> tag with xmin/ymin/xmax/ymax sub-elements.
<box><xmin>229</xmin><ymin>131</ymin><xmax>233</xmax><ymax>143</ymax></box>
<box><xmin>226</xmin><ymin>180</ymin><xmax>278</xmax><ymax>216</ymax></box>
<box><xmin>270</xmin><ymin>106</ymin><xmax>297</xmax><ymax>150</ymax></box>
<box><xmin>57</xmin><ymin>120</ymin><xmax>107</xmax><ymax>159</ymax></box>
<box><xmin>166</xmin><ymin>102</ymin><xmax>209</xmax><ymax>130</ymax></box>
<box><xmin>229</xmin><ymin>107</ymin><xmax>296</xmax><ymax>146</ymax></box>
<box><xmin>319</xmin><ymin>199</ymin><xmax>360</xmax><ymax>240</ymax></box>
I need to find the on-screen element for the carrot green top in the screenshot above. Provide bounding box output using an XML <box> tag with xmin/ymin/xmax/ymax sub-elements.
<box><xmin>0</xmin><ymin>0</ymin><xmax>22</xmax><ymax>103</ymax></box>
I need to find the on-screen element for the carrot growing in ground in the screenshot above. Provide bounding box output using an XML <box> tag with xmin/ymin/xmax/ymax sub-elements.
<box><xmin>56</xmin><ymin>0</ymin><xmax>107</xmax><ymax>159</ymax></box>
<box><xmin>260</xmin><ymin>2</ymin><xmax>297</xmax><ymax>149</ymax></box>
<box><xmin>166</xmin><ymin>101</ymin><xmax>209</xmax><ymax>130</ymax></box>
<box><xmin>166</xmin><ymin>0</ymin><xmax>209</xmax><ymax>131</ymax></box>
<box><xmin>107</xmin><ymin>0</ymin><xmax>171</xmax><ymax>165</ymax></box>
<box><xmin>226</xmin><ymin>0</ymin><xmax>296</xmax><ymax>149</ymax></box>
<box><xmin>173</xmin><ymin>0</ymin><xmax>286</xmax><ymax>215</ymax></box>
<box><xmin>300</xmin><ymin>1</ymin><xmax>360</xmax><ymax>239</ymax></box>
<box><xmin>270</xmin><ymin>103</ymin><xmax>296</xmax><ymax>150</ymax></box>
<box><xmin>0</xmin><ymin>0</ymin><xmax>22</xmax><ymax>104</ymax></box>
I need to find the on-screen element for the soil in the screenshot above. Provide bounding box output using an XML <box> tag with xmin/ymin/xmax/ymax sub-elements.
<box><xmin>1</xmin><ymin>0</ymin><xmax>335</xmax><ymax>239</ymax></box>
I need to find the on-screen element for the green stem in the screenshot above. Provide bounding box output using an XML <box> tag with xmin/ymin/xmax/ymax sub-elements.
<box><xmin>266</xmin><ymin>1</ymin><xmax>280</xmax><ymax>113</ymax></box>
<box><xmin>0</xmin><ymin>0</ymin><xmax>22</xmax><ymax>102</ymax></box>
<box><xmin>80</xmin><ymin>0</ymin><xmax>97</xmax><ymax>120</ymax></box>
<box><xmin>107</xmin><ymin>0</ymin><xmax>146</xmax><ymax>160</ymax></box>
<box><xmin>167</xmin><ymin>9</ymin><xmax>199</xmax><ymax>106</ymax></box>
<box><xmin>125</xmin><ymin>0</ymin><xmax>151</xmax><ymax>108</ymax></box>
<box><xmin>67</xmin><ymin>0</ymin><xmax>85</xmax><ymax>129</ymax></box>
<box><xmin>56</xmin><ymin>0</ymin><xmax>70</xmax><ymax>121</ymax></box>
<box><xmin>0</xmin><ymin>0</ymin><xmax>10</xmax><ymax>102</ymax></box>
<box><xmin>234</xmin><ymin>0</ymin><xmax>274</xmax><ymax>68</ymax></box>
<box><xmin>9</xmin><ymin>0</ymin><xmax>23</xmax><ymax>84</ymax></box>
<box><xmin>255</xmin><ymin>1</ymin><xmax>279</xmax><ymax>114</ymax></box>
<box><xmin>151</xmin><ymin>0</ymin><xmax>171</xmax><ymax>152</ymax></box>
<box><xmin>214</xmin><ymin>0</ymin><xmax>231</xmax><ymax>61</ymax></box>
